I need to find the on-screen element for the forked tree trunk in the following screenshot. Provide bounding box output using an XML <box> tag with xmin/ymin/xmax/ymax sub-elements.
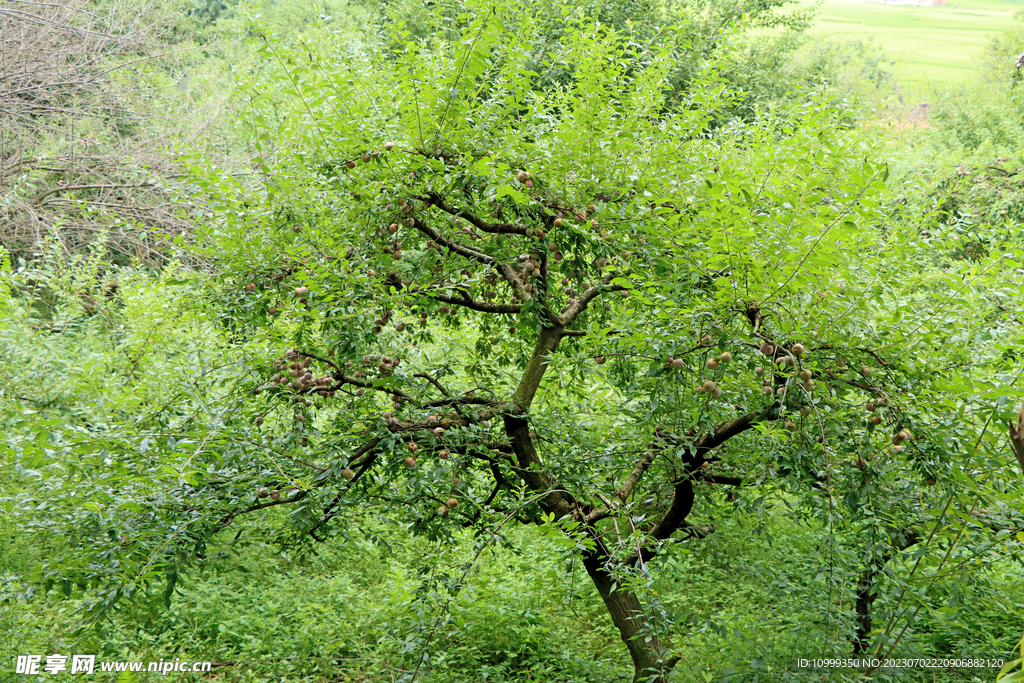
<box><xmin>582</xmin><ymin>550</ymin><xmax>678</xmax><ymax>682</ymax></box>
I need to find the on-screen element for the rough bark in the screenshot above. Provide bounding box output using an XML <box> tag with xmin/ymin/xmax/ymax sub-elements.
<box><xmin>582</xmin><ymin>547</ymin><xmax>678</xmax><ymax>682</ymax></box>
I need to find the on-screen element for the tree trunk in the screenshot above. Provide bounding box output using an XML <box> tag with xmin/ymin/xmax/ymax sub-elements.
<box><xmin>853</xmin><ymin>565</ymin><xmax>877</xmax><ymax>654</ymax></box>
<box><xmin>582</xmin><ymin>550</ymin><xmax>677</xmax><ymax>682</ymax></box>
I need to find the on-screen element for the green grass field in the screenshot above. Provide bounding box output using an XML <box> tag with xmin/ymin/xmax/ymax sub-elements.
<box><xmin>790</xmin><ymin>0</ymin><xmax>1020</xmax><ymax>96</ymax></box>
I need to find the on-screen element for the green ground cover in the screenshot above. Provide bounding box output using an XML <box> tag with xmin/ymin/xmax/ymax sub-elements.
<box><xmin>791</xmin><ymin>0</ymin><xmax>1019</xmax><ymax>95</ymax></box>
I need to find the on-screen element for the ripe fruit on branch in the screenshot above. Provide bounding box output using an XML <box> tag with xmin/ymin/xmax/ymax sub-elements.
<box><xmin>701</xmin><ymin>335</ymin><xmax>712</xmax><ymax>346</ymax></box>
<box><xmin>595</xmin><ymin>355</ymin><xmax>606</xmax><ymax>365</ymax></box>
<box><xmin>254</xmin><ymin>416</ymin><xmax>263</xmax><ymax>425</ymax></box>
<box><xmin>800</xmin><ymin>406</ymin><xmax>811</xmax><ymax>417</ymax></box>
<box><xmin>388</xmin><ymin>223</ymin><xmax>398</xmax><ymax>234</ymax></box>
<box><xmin>754</xmin><ymin>366</ymin><xmax>764</xmax><ymax>377</ymax></box>
<box><xmin>784</xmin><ymin>419</ymin><xmax>797</xmax><ymax>431</ymax></box>
<box><xmin>270</xmin><ymin>490</ymin><xmax>280</xmax><ymax>501</ymax></box>
<box><xmin>672</xmin><ymin>358</ymin><xmax>684</xmax><ymax>370</ymax></box>
<box><xmin>294</xmin><ymin>286</ymin><xmax>309</xmax><ymax>296</ymax></box>
<box><xmin>438</xmin><ymin>450</ymin><xmax>450</xmax><ymax>459</ymax></box>
<box><xmin>405</xmin><ymin>456</ymin><xmax>417</xmax><ymax>468</ymax></box>
<box><xmin>719</xmin><ymin>351</ymin><xmax>732</xmax><ymax>362</ymax></box>
<box><xmin>517</xmin><ymin>171</ymin><xmax>529</xmax><ymax>182</ymax></box>
<box><xmin>792</xmin><ymin>343</ymin><xmax>805</xmax><ymax>356</ymax></box>
<box><xmin>898</xmin><ymin>429</ymin><xmax>911</xmax><ymax>441</ymax></box>
<box><xmin>702</xmin><ymin>380</ymin><xmax>716</xmax><ymax>392</ymax></box>
<box><xmin>761</xmin><ymin>386</ymin><xmax>773</xmax><ymax>396</ymax></box>
<box><xmin>891</xmin><ymin>432</ymin><xmax>907</xmax><ymax>445</ymax></box>
<box><xmin>869</xmin><ymin>415</ymin><xmax>882</xmax><ymax>425</ymax></box>
<box><xmin>862</xmin><ymin>366</ymin><xmax>872</xmax><ymax>377</ymax></box>
<box><xmin>434</xmin><ymin>427</ymin><xmax>445</xmax><ymax>436</ymax></box>
<box><xmin>707</xmin><ymin>358</ymin><xmax>719</xmax><ymax>370</ymax></box>
<box><xmin>395</xmin><ymin>322</ymin><xmax>405</xmax><ymax>332</ymax></box>
<box><xmin>759</xmin><ymin>342</ymin><xmax>775</xmax><ymax>356</ymax></box>
<box><xmin>385</xmin><ymin>142</ymin><xmax>397</xmax><ymax>151</ymax></box>
<box><xmin>407</xmin><ymin>442</ymin><xmax>418</xmax><ymax>452</ymax></box>
<box><xmin>438</xmin><ymin>506</ymin><xmax>449</xmax><ymax>517</ymax></box>
<box><xmin>926</xmin><ymin>477</ymin><xmax>936</xmax><ymax>487</ymax></box>
<box><xmin>361</xmin><ymin>152</ymin><xmax>371</xmax><ymax>163</ymax></box>
<box><xmin>341</xmin><ymin>468</ymin><xmax>355</xmax><ymax>480</ymax></box>
<box><xmin>245</xmin><ymin>283</ymin><xmax>256</xmax><ymax>292</ymax></box>
<box><xmin>446</xmin><ymin>497</ymin><xmax>458</xmax><ymax>509</ymax></box>
<box><xmin>258</xmin><ymin>487</ymin><xmax>268</xmax><ymax>498</ymax></box>
<box><xmin>799</xmin><ymin>369</ymin><xmax>812</xmax><ymax>381</ymax></box>
<box><xmin>711</xmin><ymin>387</ymin><xmax>723</xmax><ymax>398</ymax></box>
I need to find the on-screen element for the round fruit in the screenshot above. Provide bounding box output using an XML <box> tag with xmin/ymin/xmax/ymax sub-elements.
<box><xmin>446</xmin><ymin>497</ymin><xmax>458</xmax><ymax>508</ymax></box>
<box><xmin>294</xmin><ymin>286</ymin><xmax>309</xmax><ymax>296</ymax></box>
<box><xmin>341</xmin><ymin>468</ymin><xmax>355</xmax><ymax>480</ymax></box>
<box><xmin>672</xmin><ymin>358</ymin><xmax>685</xmax><ymax>370</ymax></box>
<box><xmin>439</xmin><ymin>450</ymin><xmax>450</xmax><ymax>459</ymax></box>
<box><xmin>792</xmin><ymin>343</ymin><xmax>805</xmax><ymax>356</ymax></box>
<box><xmin>438</xmin><ymin>506</ymin><xmax>449</xmax><ymax>517</ymax></box>
<box><xmin>799</xmin><ymin>369</ymin><xmax>812</xmax><ymax>381</ymax></box>
<box><xmin>255</xmin><ymin>416</ymin><xmax>263</xmax><ymax>425</ymax></box>
<box><xmin>761</xmin><ymin>386</ymin><xmax>773</xmax><ymax>396</ymax></box>
<box><xmin>258</xmin><ymin>487</ymin><xmax>268</xmax><ymax>498</ymax></box>
<box><xmin>926</xmin><ymin>477</ymin><xmax>936</xmax><ymax>486</ymax></box>
<box><xmin>711</xmin><ymin>387</ymin><xmax>723</xmax><ymax>398</ymax></box>
<box><xmin>720</xmin><ymin>351</ymin><xmax>732</xmax><ymax>362</ymax></box>
<box><xmin>862</xmin><ymin>366</ymin><xmax>872</xmax><ymax>377</ymax></box>
<box><xmin>754</xmin><ymin>366</ymin><xmax>764</xmax><ymax>377</ymax></box>
<box><xmin>707</xmin><ymin>358</ymin><xmax>719</xmax><ymax>370</ymax></box>
<box><xmin>595</xmin><ymin>355</ymin><xmax>606</xmax><ymax>365</ymax></box>
<box><xmin>517</xmin><ymin>171</ymin><xmax>528</xmax><ymax>182</ymax></box>
<box><xmin>384</xmin><ymin>142</ymin><xmax>397</xmax><ymax>150</ymax></box>
<box><xmin>434</xmin><ymin>427</ymin><xmax>444</xmax><ymax>436</ymax></box>
<box><xmin>760</xmin><ymin>342</ymin><xmax>775</xmax><ymax>356</ymax></box>
<box><xmin>554</xmin><ymin>218</ymin><xmax>563</xmax><ymax>227</ymax></box>
<box><xmin>405</xmin><ymin>456</ymin><xmax>417</xmax><ymax>468</ymax></box>
<box><xmin>407</xmin><ymin>442</ymin><xmax>418</xmax><ymax>452</ymax></box>
<box><xmin>395</xmin><ymin>322</ymin><xmax>405</xmax><ymax>332</ymax></box>
<box><xmin>701</xmin><ymin>335</ymin><xmax>712</xmax><ymax>346</ymax></box>
<box><xmin>702</xmin><ymin>380</ymin><xmax>716</xmax><ymax>392</ymax></box>
<box><xmin>898</xmin><ymin>429</ymin><xmax>911</xmax><ymax>441</ymax></box>
<box><xmin>869</xmin><ymin>415</ymin><xmax>882</xmax><ymax>425</ymax></box>
<box><xmin>245</xmin><ymin>283</ymin><xmax>256</xmax><ymax>292</ymax></box>
<box><xmin>270</xmin><ymin>490</ymin><xmax>280</xmax><ymax>500</ymax></box>
<box><xmin>800</xmin><ymin>406</ymin><xmax>811</xmax><ymax>416</ymax></box>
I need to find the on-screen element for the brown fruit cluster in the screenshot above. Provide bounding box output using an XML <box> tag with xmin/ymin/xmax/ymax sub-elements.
<box><xmin>268</xmin><ymin>351</ymin><xmax>336</xmax><ymax>397</ymax></box>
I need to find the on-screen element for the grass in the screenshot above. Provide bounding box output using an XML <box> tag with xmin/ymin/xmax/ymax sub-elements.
<box><xmin>788</xmin><ymin>0</ymin><xmax>1021</xmax><ymax>97</ymax></box>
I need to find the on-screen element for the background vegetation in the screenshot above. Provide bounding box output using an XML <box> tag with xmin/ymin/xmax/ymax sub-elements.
<box><xmin>2</xmin><ymin>0</ymin><xmax>1024</xmax><ymax>681</ymax></box>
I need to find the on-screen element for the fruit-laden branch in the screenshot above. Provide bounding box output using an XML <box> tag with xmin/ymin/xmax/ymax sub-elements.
<box><xmin>410</xmin><ymin>216</ymin><xmax>494</xmax><ymax>266</ymax></box>
<box><xmin>641</xmin><ymin>407</ymin><xmax>780</xmax><ymax>547</ymax></box>
<box><xmin>428</xmin><ymin>292</ymin><xmax>524</xmax><ymax>314</ymax></box>
<box><xmin>424</xmin><ymin>192</ymin><xmax>531</xmax><ymax>236</ymax></box>
<box><xmin>560</xmin><ymin>271</ymin><xmax>626</xmax><ymax>326</ymax></box>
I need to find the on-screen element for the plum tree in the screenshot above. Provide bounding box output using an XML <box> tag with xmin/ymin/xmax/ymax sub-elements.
<box><xmin>15</xmin><ymin>3</ymin><xmax>1024</xmax><ymax>682</ymax></box>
